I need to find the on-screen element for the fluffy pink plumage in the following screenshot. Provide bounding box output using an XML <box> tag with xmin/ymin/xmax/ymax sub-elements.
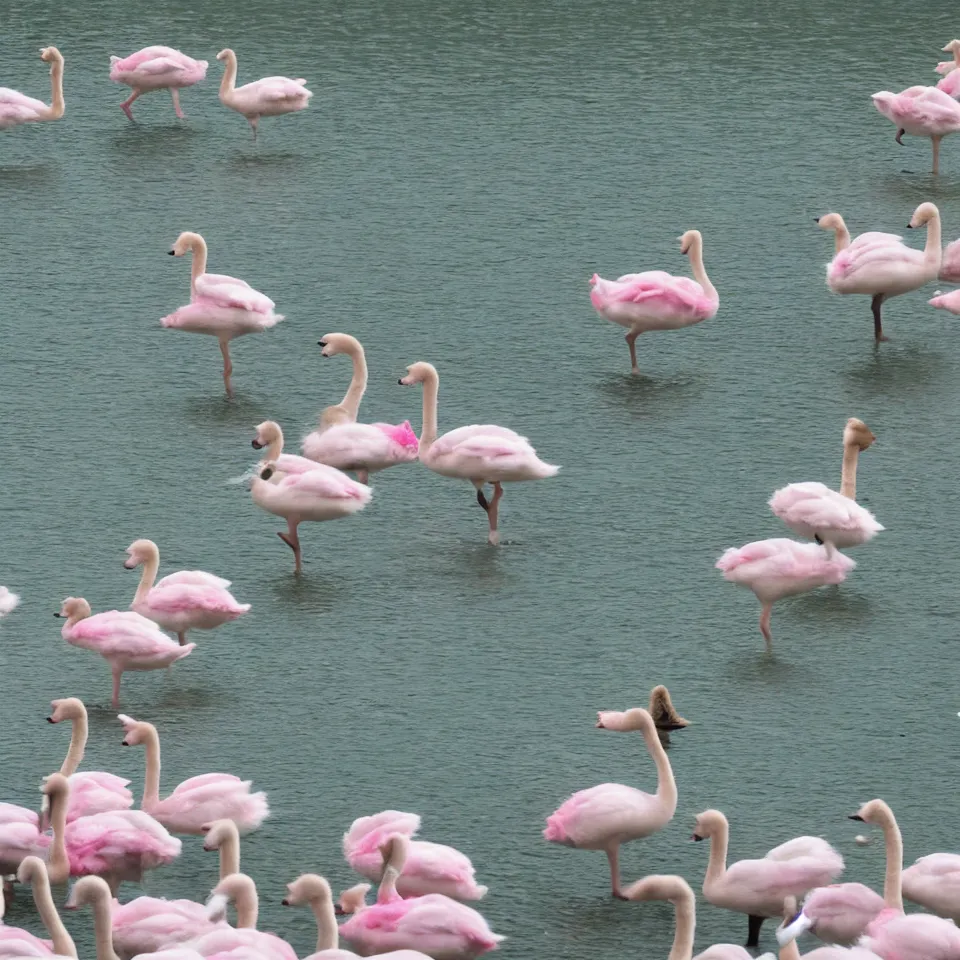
<box><xmin>339</xmin><ymin>896</ymin><xmax>502</xmax><ymax>960</ymax></box>
<box><xmin>145</xmin><ymin>774</ymin><xmax>268</xmax><ymax>835</ymax></box>
<box><xmin>0</xmin><ymin>89</ymin><xmax>50</xmax><ymax>128</ymax></box>
<box><xmin>861</xmin><ymin>910</ymin><xmax>960</xmax><ymax>960</ymax></box>
<box><xmin>769</xmin><ymin>483</ymin><xmax>883</xmax><ymax>549</ymax></box>
<box><xmin>787</xmin><ymin>883</ymin><xmax>888</xmax><ymax>945</ymax></box>
<box><xmin>254</xmin><ymin>463</ymin><xmax>372</xmax><ymax>514</ymax></box>
<box><xmin>826</xmin><ymin>232</ymin><xmax>928</xmax><ymax>295</ymax></box>
<box><xmin>902</xmin><ymin>853</ymin><xmax>960</xmax><ymax>922</ymax></box>
<box><xmin>940</xmin><ymin>239</ymin><xmax>960</xmax><ymax>281</ymax></box>
<box><xmin>424</xmin><ymin>425</ymin><xmax>559</xmax><ymax>483</ymax></box>
<box><xmin>0</xmin><ymin>805</ymin><xmax>46</xmax><ymax>875</ymax></box>
<box><xmin>717</xmin><ymin>538</ymin><xmax>855</xmax><ymax>598</ymax></box>
<box><xmin>65</xmin><ymin>809</ymin><xmax>181</xmax><ymax>881</ymax></box>
<box><xmin>65</xmin><ymin>772</ymin><xmax>134</xmax><ymax>822</ymax></box>
<box><xmin>302</xmin><ymin>421</ymin><xmax>420</xmax><ymax>476</ymax></box>
<box><xmin>929</xmin><ymin>288</ymin><xmax>960</xmax><ymax>313</ymax></box>
<box><xmin>109</xmin><ymin>47</ymin><xmax>207</xmax><ymax>90</ymax></box>
<box><xmin>872</xmin><ymin>86</ymin><xmax>960</xmax><ymax>136</ymax></box>
<box><xmin>186</xmin><ymin>926</ymin><xmax>297</xmax><ymax>960</ymax></box>
<box><xmin>112</xmin><ymin>897</ymin><xmax>219</xmax><ymax>958</ymax></box>
<box><xmin>343</xmin><ymin>811</ymin><xmax>486</xmax><ymax>901</ymax></box>
<box><xmin>590</xmin><ymin>271</ymin><xmax>718</xmax><ymax>329</ymax></box>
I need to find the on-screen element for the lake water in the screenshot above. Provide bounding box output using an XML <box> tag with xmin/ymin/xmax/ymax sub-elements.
<box><xmin>1</xmin><ymin>0</ymin><xmax>959</xmax><ymax>956</ymax></box>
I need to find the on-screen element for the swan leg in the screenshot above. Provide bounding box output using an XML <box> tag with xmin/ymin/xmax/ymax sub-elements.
<box><xmin>2</xmin><ymin>878</ymin><xmax>14</xmax><ymax>906</ymax></box>
<box><xmin>177</xmin><ymin>631</ymin><xmax>187</xmax><ymax>646</ymax></box>
<box><xmin>484</xmin><ymin>482</ymin><xmax>504</xmax><ymax>546</ymax></box>
<box><xmin>871</xmin><ymin>293</ymin><xmax>889</xmax><ymax>343</ymax></box>
<box><xmin>932</xmin><ymin>135</ymin><xmax>942</xmax><ymax>175</ymax></box>
<box><xmin>120</xmin><ymin>89</ymin><xmax>142</xmax><ymax>121</ymax></box>
<box><xmin>895</xmin><ymin>128</ymin><xmax>905</xmax><ymax>145</ymax></box>
<box><xmin>814</xmin><ymin>534</ymin><xmax>824</xmax><ymax>545</ymax></box>
<box><xmin>625</xmin><ymin>331</ymin><xmax>640</xmax><ymax>374</ymax></box>
<box><xmin>759</xmin><ymin>603</ymin><xmax>773</xmax><ymax>651</ymax></box>
<box><xmin>476</xmin><ymin>484</ymin><xmax>489</xmax><ymax>510</ymax></box>
<box><xmin>111</xmin><ymin>669</ymin><xmax>122</xmax><ymax>708</ymax></box>
<box><xmin>171</xmin><ymin>88</ymin><xmax>185</xmax><ymax>120</ymax></box>
<box><xmin>605</xmin><ymin>846</ymin><xmax>626</xmax><ymax>899</ymax></box>
<box><xmin>278</xmin><ymin>520</ymin><xmax>303</xmax><ymax>573</ymax></box>
<box><xmin>248</xmin><ymin>116</ymin><xmax>259</xmax><ymax>140</ymax></box>
<box><xmin>746</xmin><ymin>915</ymin><xmax>764</xmax><ymax>948</ymax></box>
<box><xmin>219</xmin><ymin>340</ymin><xmax>234</xmax><ymax>397</ymax></box>
<box><xmin>356</xmin><ymin>469</ymin><xmax>369</xmax><ymax>485</ymax></box>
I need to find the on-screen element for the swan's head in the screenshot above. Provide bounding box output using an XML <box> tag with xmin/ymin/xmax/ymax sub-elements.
<box><xmin>54</xmin><ymin>597</ymin><xmax>90</xmax><ymax>621</ymax></box>
<box><xmin>283</xmin><ymin>874</ymin><xmax>332</xmax><ymax>907</ymax></box>
<box><xmin>908</xmin><ymin>202</ymin><xmax>939</xmax><ymax>229</ymax></box>
<box><xmin>398</xmin><ymin>361</ymin><xmax>437</xmax><ymax>386</ymax></box>
<box><xmin>259</xmin><ymin>461</ymin><xmax>278</xmax><ymax>482</ymax></box>
<box><xmin>943</xmin><ymin>39</ymin><xmax>960</xmax><ymax>53</ymax></box>
<box><xmin>843</xmin><ymin>417</ymin><xmax>876</xmax><ymax>451</ymax></box>
<box><xmin>679</xmin><ymin>230</ymin><xmax>702</xmax><ymax>255</ymax></box>
<box><xmin>65</xmin><ymin>875</ymin><xmax>110</xmax><ymax>911</ymax></box>
<box><xmin>16</xmin><ymin>856</ymin><xmax>46</xmax><ymax>886</ymax></box>
<box><xmin>40</xmin><ymin>46</ymin><xmax>63</xmax><ymax>66</ymax></box>
<box><xmin>202</xmin><ymin>818</ymin><xmax>240</xmax><ymax>852</ymax></box>
<box><xmin>318</xmin><ymin>333</ymin><xmax>361</xmax><ymax>358</ymax></box>
<box><xmin>124</xmin><ymin>538</ymin><xmax>159</xmax><ymax>570</ymax></box>
<box><xmin>118</xmin><ymin>713</ymin><xmax>151</xmax><ymax>747</ymax></box>
<box><xmin>596</xmin><ymin>706</ymin><xmax>654</xmax><ymax>733</ymax></box>
<box><xmin>815</xmin><ymin>213</ymin><xmax>845</xmax><ymax>233</ymax></box>
<box><xmin>649</xmin><ymin>685</ymin><xmax>690</xmax><ymax>731</ymax></box>
<box><xmin>335</xmin><ymin>883</ymin><xmax>372</xmax><ymax>916</ymax></box>
<box><xmin>691</xmin><ymin>809</ymin><xmax>727</xmax><ymax>842</ymax></box>
<box><xmin>848</xmin><ymin>798</ymin><xmax>893</xmax><ymax>825</ymax></box>
<box><xmin>169</xmin><ymin>231</ymin><xmax>204</xmax><ymax>257</ymax></box>
<box><xmin>48</xmin><ymin>697</ymin><xmax>86</xmax><ymax>724</ymax></box>
<box><xmin>252</xmin><ymin>420</ymin><xmax>282</xmax><ymax>451</ymax></box>
<box><xmin>216</xmin><ymin>49</ymin><xmax>235</xmax><ymax>62</ymax></box>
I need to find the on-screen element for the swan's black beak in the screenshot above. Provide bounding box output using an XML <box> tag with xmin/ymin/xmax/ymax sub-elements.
<box><xmin>334</xmin><ymin>905</ymin><xmax>345</xmax><ymax>916</ymax></box>
<box><xmin>167</xmin><ymin>250</ymin><xmax>175</xmax><ymax>255</ymax></box>
<box><xmin>691</xmin><ymin>832</ymin><xmax>704</xmax><ymax>842</ymax></box>
<box><xmin>53</xmin><ymin>613</ymin><xmax>62</xmax><ymax>618</ymax></box>
<box><xmin>848</xmin><ymin>814</ymin><xmax>865</xmax><ymax>821</ymax></box>
<box><xmin>252</xmin><ymin>440</ymin><xmax>264</xmax><ymax>449</ymax></box>
<box><xmin>281</xmin><ymin>899</ymin><xmax>290</xmax><ymax>906</ymax></box>
<box><xmin>814</xmin><ymin>217</ymin><xmax>821</xmax><ymax>223</ymax></box>
<box><xmin>46</xmin><ymin>717</ymin><xmax>55</xmax><ymax>723</ymax></box>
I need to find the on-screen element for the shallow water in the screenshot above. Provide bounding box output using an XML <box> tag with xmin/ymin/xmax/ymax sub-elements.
<box><xmin>2</xmin><ymin>0</ymin><xmax>960</xmax><ymax>956</ymax></box>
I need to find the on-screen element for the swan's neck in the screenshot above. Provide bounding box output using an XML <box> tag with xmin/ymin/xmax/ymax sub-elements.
<box><xmin>419</xmin><ymin>371</ymin><xmax>440</xmax><ymax>453</ymax></box>
<box><xmin>311</xmin><ymin>894</ymin><xmax>339</xmax><ymax>952</ymax></box>
<box><xmin>33</xmin><ymin>870</ymin><xmax>77</xmax><ymax>957</ymax></box>
<box><xmin>831</xmin><ymin>220</ymin><xmax>851</xmax><ymax>254</ymax></box>
<box><xmin>190</xmin><ymin>236</ymin><xmax>208</xmax><ymax>295</ymax></box>
<box><xmin>643</xmin><ymin>723</ymin><xmax>678</xmax><ymax>814</ymax></box>
<box><xmin>779</xmin><ymin>939</ymin><xmax>802</xmax><ymax>960</ymax></box>
<box><xmin>839</xmin><ymin>442</ymin><xmax>860</xmax><ymax>499</ymax></box>
<box><xmin>218</xmin><ymin>52</ymin><xmax>238</xmax><ymax>103</ymax></box>
<box><xmin>60</xmin><ymin>712</ymin><xmax>88</xmax><ymax>776</ymax></box>
<box><xmin>45</xmin><ymin>59</ymin><xmax>65</xmax><ymax>120</ymax></box>
<box><xmin>91</xmin><ymin>892</ymin><xmax>120</xmax><ymax>960</ymax></box>
<box><xmin>669</xmin><ymin>891</ymin><xmax>695</xmax><ymax>960</ymax></box>
<box><xmin>219</xmin><ymin>832</ymin><xmax>240</xmax><ymax>880</ymax></box>
<box><xmin>689</xmin><ymin>236</ymin><xmax>717</xmax><ymax>303</ymax></box>
<box><xmin>878</xmin><ymin>807</ymin><xmax>904</xmax><ymax>909</ymax></box>
<box><xmin>134</xmin><ymin>553</ymin><xmax>160</xmax><ymax>606</ymax></box>
<box><xmin>47</xmin><ymin>788</ymin><xmax>69</xmax><ymax>884</ymax></box>
<box><xmin>340</xmin><ymin>344</ymin><xmax>368</xmax><ymax>422</ymax></box>
<box><xmin>703</xmin><ymin>825</ymin><xmax>729</xmax><ymax>891</ymax></box>
<box><xmin>140</xmin><ymin>727</ymin><xmax>163</xmax><ymax>810</ymax></box>
<box><xmin>235</xmin><ymin>882</ymin><xmax>258</xmax><ymax>928</ymax></box>
<box><xmin>264</xmin><ymin>428</ymin><xmax>284</xmax><ymax>464</ymax></box>
<box><xmin>377</xmin><ymin>865</ymin><xmax>401</xmax><ymax>904</ymax></box>
<box><xmin>924</xmin><ymin>211</ymin><xmax>943</xmax><ymax>273</ymax></box>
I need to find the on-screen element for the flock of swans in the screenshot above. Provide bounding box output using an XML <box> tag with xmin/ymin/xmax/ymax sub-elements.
<box><xmin>2</xmin><ymin>26</ymin><xmax>959</xmax><ymax>960</ymax></box>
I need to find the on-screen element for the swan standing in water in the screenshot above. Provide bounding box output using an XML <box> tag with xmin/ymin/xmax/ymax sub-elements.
<box><xmin>109</xmin><ymin>46</ymin><xmax>206</xmax><ymax>120</ymax></box>
<box><xmin>589</xmin><ymin>230</ymin><xmax>718</xmax><ymax>375</ymax></box>
<box><xmin>544</xmin><ymin>707</ymin><xmax>676</xmax><ymax>899</ymax></box>
<box><xmin>0</xmin><ymin>856</ymin><xmax>78</xmax><ymax>958</ymax></box>
<box><xmin>821</xmin><ymin>203</ymin><xmax>942</xmax><ymax>341</ymax></box>
<box><xmin>216</xmin><ymin>49</ymin><xmax>311</xmax><ymax>140</ymax></box>
<box><xmin>770</xmin><ymin>418</ymin><xmax>883</xmax><ymax>549</ymax></box>
<box><xmin>124</xmin><ymin>539</ymin><xmax>250</xmax><ymax>646</ymax></box>
<box><xmin>0</xmin><ymin>47</ymin><xmax>64</xmax><ymax>130</ymax></box>
<box><xmin>872</xmin><ymin>88</ymin><xmax>960</xmax><ymax>174</ymax></box>
<box><xmin>161</xmin><ymin>232</ymin><xmax>283</xmax><ymax>397</ymax></box>
<box><xmin>398</xmin><ymin>361</ymin><xmax>558</xmax><ymax>545</ymax></box>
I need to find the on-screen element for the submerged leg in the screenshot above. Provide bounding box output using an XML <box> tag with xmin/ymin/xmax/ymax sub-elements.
<box><xmin>932</xmin><ymin>135</ymin><xmax>942</xmax><ymax>175</ymax></box>
<box><xmin>759</xmin><ymin>603</ymin><xmax>773</xmax><ymax>651</ymax></box>
<box><xmin>248</xmin><ymin>116</ymin><xmax>259</xmax><ymax>140</ymax></box>
<box><xmin>871</xmin><ymin>293</ymin><xmax>889</xmax><ymax>343</ymax></box>
<box><xmin>746</xmin><ymin>914</ymin><xmax>764</xmax><ymax>948</ymax></box>
<box><xmin>476</xmin><ymin>484</ymin><xmax>489</xmax><ymax>510</ymax></box>
<box><xmin>625</xmin><ymin>330</ymin><xmax>640</xmax><ymax>375</ymax></box>
<box><xmin>176</xmin><ymin>631</ymin><xmax>187</xmax><ymax>646</ymax></box>
<box><xmin>356</xmin><ymin>469</ymin><xmax>369</xmax><ymax>485</ymax></box>
<box><xmin>606</xmin><ymin>845</ymin><xmax>626</xmax><ymax>899</ymax></box>
<box><xmin>111</xmin><ymin>669</ymin><xmax>122</xmax><ymax>708</ymax></box>
<box><xmin>171</xmin><ymin>88</ymin><xmax>185</xmax><ymax>119</ymax></box>
<box><xmin>219</xmin><ymin>340</ymin><xmax>234</xmax><ymax>397</ymax></box>
<box><xmin>484</xmin><ymin>482</ymin><xmax>504</xmax><ymax>546</ymax></box>
<box><xmin>120</xmin><ymin>89</ymin><xmax>142</xmax><ymax>121</ymax></box>
<box><xmin>278</xmin><ymin>519</ymin><xmax>303</xmax><ymax>573</ymax></box>
<box><xmin>895</xmin><ymin>128</ymin><xmax>905</xmax><ymax>145</ymax></box>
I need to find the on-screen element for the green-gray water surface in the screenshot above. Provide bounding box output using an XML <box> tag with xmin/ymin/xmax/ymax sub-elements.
<box><xmin>2</xmin><ymin>0</ymin><xmax>960</xmax><ymax>957</ymax></box>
